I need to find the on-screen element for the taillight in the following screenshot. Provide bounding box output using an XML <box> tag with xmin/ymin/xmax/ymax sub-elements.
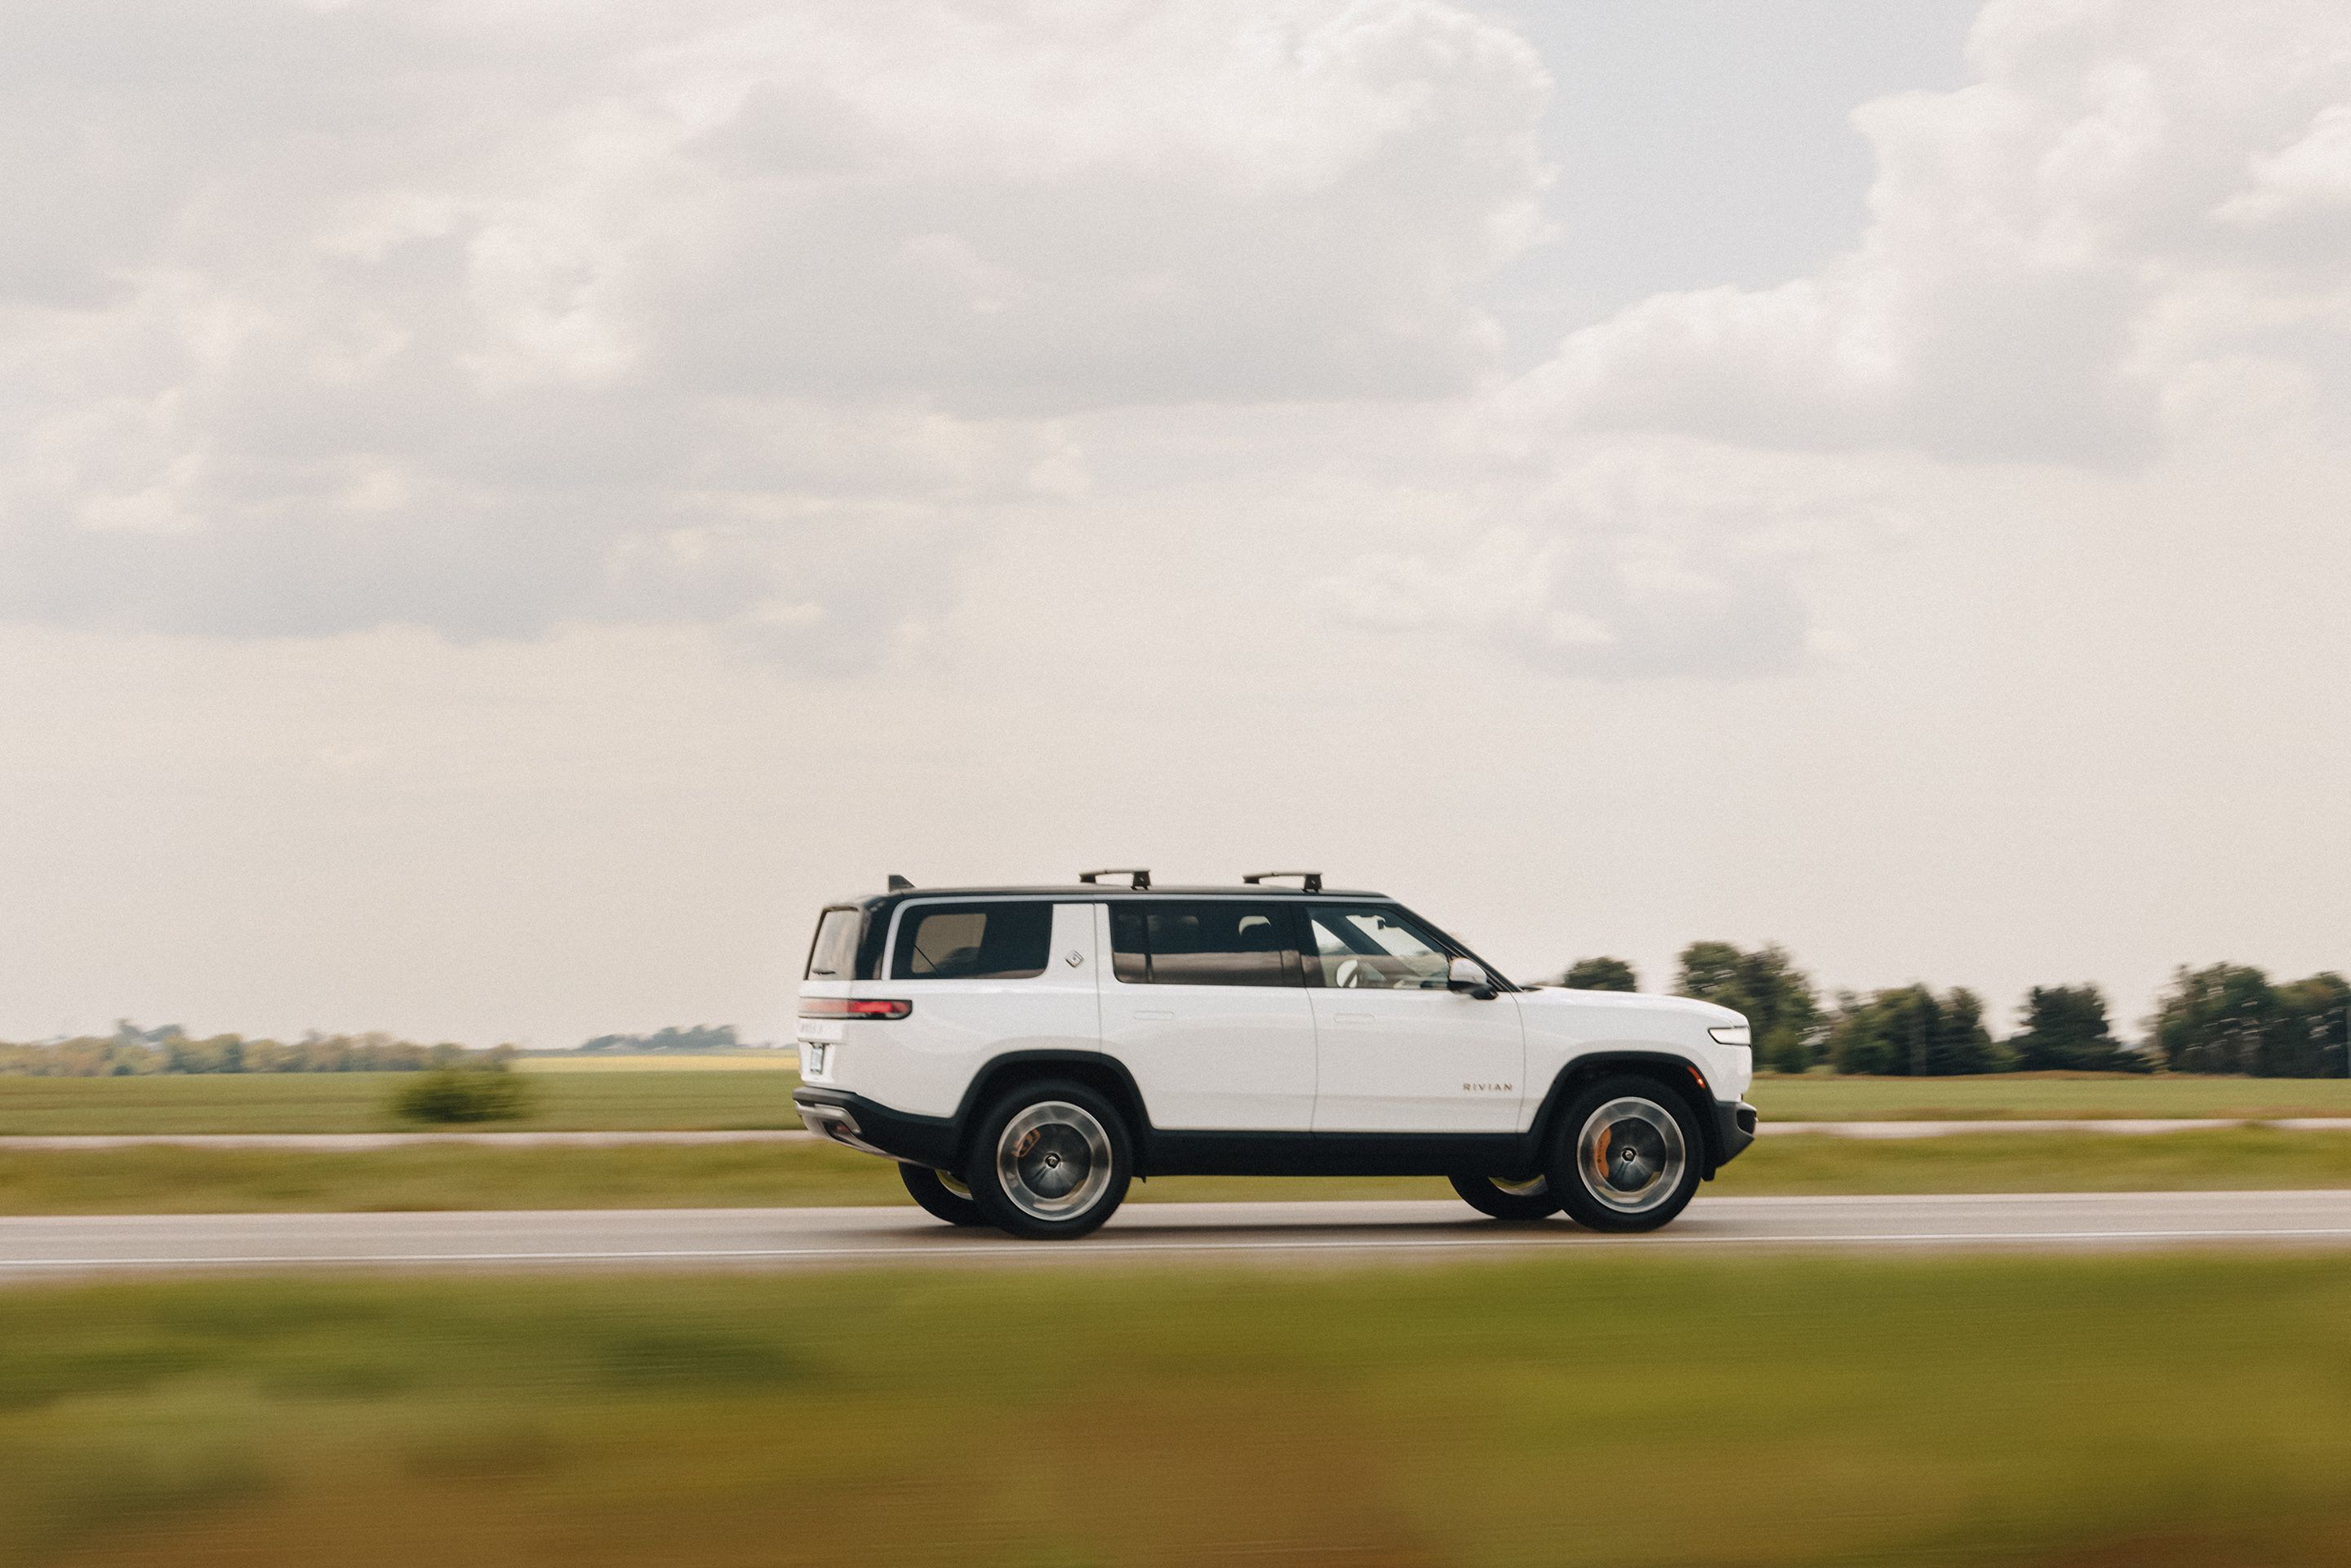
<box><xmin>798</xmin><ymin>997</ymin><xmax>913</xmax><ymax>1020</ymax></box>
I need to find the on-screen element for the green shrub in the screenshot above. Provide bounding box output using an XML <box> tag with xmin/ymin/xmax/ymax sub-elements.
<box><xmin>392</xmin><ymin>1068</ymin><xmax>535</xmax><ymax>1124</ymax></box>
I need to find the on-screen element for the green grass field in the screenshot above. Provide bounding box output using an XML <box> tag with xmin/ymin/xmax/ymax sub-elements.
<box><xmin>10</xmin><ymin>1070</ymin><xmax>2351</xmax><ymax>1137</ymax></box>
<box><xmin>0</xmin><ymin>1071</ymin><xmax>801</xmax><ymax>1135</ymax></box>
<box><xmin>5</xmin><ymin>1254</ymin><xmax>2351</xmax><ymax>1566</ymax></box>
<box><xmin>1751</xmin><ymin>1071</ymin><xmax>2351</xmax><ymax>1120</ymax></box>
<box><xmin>4</xmin><ymin>1126</ymin><xmax>2351</xmax><ymax>1214</ymax></box>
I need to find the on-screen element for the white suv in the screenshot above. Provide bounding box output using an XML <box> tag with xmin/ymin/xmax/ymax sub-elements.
<box><xmin>793</xmin><ymin>871</ymin><xmax>1757</xmax><ymax>1239</ymax></box>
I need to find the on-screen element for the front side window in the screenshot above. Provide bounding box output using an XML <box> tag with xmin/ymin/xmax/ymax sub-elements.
<box><xmin>891</xmin><ymin>902</ymin><xmax>1052</xmax><ymax>980</ymax></box>
<box><xmin>1109</xmin><ymin>900</ymin><xmax>1301</xmax><ymax>988</ymax></box>
<box><xmin>1306</xmin><ymin>906</ymin><xmax>1453</xmax><ymax>990</ymax></box>
<box><xmin>806</xmin><ymin>908</ymin><xmax>864</xmax><ymax>979</ymax></box>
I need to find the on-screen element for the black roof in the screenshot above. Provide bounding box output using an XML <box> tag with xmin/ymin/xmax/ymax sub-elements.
<box><xmin>835</xmin><ymin>884</ymin><xmax>1389</xmax><ymax>912</ymax></box>
<box><xmin>812</xmin><ymin>881</ymin><xmax>1516</xmax><ymax>991</ymax></box>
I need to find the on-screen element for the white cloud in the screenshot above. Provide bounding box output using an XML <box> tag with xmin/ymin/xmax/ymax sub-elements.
<box><xmin>1306</xmin><ymin>0</ymin><xmax>2351</xmax><ymax>684</ymax></box>
<box><xmin>1504</xmin><ymin>0</ymin><xmax>2351</xmax><ymax>466</ymax></box>
<box><xmin>1311</xmin><ymin>438</ymin><xmax>1892</xmax><ymax>677</ymax></box>
<box><xmin>0</xmin><ymin>0</ymin><xmax>1550</xmax><ymax>652</ymax></box>
<box><xmin>2217</xmin><ymin>104</ymin><xmax>2351</xmax><ymax>227</ymax></box>
<box><xmin>7</xmin><ymin>0</ymin><xmax>2350</xmax><ymax>688</ymax></box>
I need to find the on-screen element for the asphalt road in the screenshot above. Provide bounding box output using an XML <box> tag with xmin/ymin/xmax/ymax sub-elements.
<box><xmin>6</xmin><ymin>1190</ymin><xmax>2351</xmax><ymax>1278</ymax></box>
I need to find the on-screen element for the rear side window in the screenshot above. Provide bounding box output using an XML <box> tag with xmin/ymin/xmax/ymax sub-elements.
<box><xmin>891</xmin><ymin>902</ymin><xmax>1052</xmax><ymax>980</ymax></box>
<box><xmin>1109</xmin><ymin>900</ymin><xmax>1301</xmax><ymax>988</ymax></box>
<box><xmin>805</xmin><ymin>908</ymin><xmax>863</xmax><ymax>979</ymax></box>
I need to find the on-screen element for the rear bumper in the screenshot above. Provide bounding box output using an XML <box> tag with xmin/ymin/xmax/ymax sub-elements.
<box><xmin>1712</xmin><ymin>1099</ymin><xmax>1758</xmax><ymax>1170</ymax></box>
<box><xmin>793</xmin><ymin>1087</ymin><xmax>959</xmax><ymax>1169</ymax></box>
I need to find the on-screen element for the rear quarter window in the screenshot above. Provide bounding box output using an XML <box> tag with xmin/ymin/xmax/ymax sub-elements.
<box><xmin>805</xmin><ymin>908</ymin><xmax>864</xmax><ymax>979</ymax></box>
<box><xmin>891</xmin><ymin>902</ymin><xmax>1053</xmax><ymax>980</ymax></box>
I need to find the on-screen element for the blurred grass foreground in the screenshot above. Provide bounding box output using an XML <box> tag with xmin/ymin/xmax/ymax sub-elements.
<box><xmin>5</xmin><ymin>1254</ymin><xmax>2351</xmax><ymax>1566</ymax></box>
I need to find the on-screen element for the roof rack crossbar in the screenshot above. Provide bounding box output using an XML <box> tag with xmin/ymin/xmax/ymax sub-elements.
<box><xmin>1241</xmin><ymin>870</ymin><xmax>1323</xmax><ymax>894</ymax></box>
<box><xmin>1077</xmin><ymin>868</ymin><xmax>1152</xmax><ymax>890</ymax></box>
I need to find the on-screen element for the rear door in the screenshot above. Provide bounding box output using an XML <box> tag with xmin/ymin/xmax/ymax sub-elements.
<box><xmin>1096</xmin><ymin>898</ymin><xmax>1317</xmax><ymax>1130</ymax></box>
<box><xmin>864</xmin><ymin>899</ymin><xmax>1100</xmax><ymax>1117</ymax></box>
<box><xmin>1304</xmin><ymin>904</ymin><xmax>1525</xmax><ymax>1132</ymax></box>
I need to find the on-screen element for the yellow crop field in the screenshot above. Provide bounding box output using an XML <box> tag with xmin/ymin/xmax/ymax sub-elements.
<box><xmin>513</xmin><ymin>1053</ymin><xmax>798</xmax><ymax>1073</ymax></box>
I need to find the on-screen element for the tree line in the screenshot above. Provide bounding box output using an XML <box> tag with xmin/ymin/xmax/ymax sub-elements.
<box><xmin>577</xmin><ymin>1024</ymin><xmax>744</xmax><ymax>1053</ymax></box>
<box><xmin>1560</xmin><ymin>946</ymin><xmax>2351</xmax><ymax>1077</ymax></box>
<box><xmin>0</xmin><ymin>1021</ymin><xmax>513</xmax><ymax>1077</ymax></box>
<box><xmin>0</xmin><ymin>1020</ymin><xmax>762</xmax><ymax>1077</ymax></box>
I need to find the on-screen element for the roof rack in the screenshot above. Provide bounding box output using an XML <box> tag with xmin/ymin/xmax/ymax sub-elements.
<box><xmin>1241</xmin><ymin>870</ymin><xmax>1323</xmax><ymax>893</ymax></box>
<box><xmin>1078</xmin><ymin>868</ymin><xmax>1151</xmax><ymax>889</ymax></box>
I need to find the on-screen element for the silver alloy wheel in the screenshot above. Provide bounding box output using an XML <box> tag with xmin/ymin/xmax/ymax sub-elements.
<box><xmin>1491</xmin><ymin>1174</ymin><xmax>1549</xmax><ymax>1197</ymax></box>
<box><xmin>994</xmin><ymin>1100</ymin><xmax>1115</xmax><ymax>1222</ymax></box>
<box><xmin>1575</xmin><ymin>1096</ymin><xmax>1687</xmax><ymax>1215</ymax></box>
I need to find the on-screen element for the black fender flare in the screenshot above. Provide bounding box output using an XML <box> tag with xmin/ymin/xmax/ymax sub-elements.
<box><xmin>1529</xmin><ymin>1050</ymin><xmax>1729</xmax><ymax>1177</ymax></box>
<box><xmin>949</xmin><ymin>1050</ymin><xmax>1154</xmax><ymax>1169</ymax></box>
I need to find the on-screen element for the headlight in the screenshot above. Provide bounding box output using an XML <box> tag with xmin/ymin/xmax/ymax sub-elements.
<box><xmin>1708</xmin><ymin>1024</ymin><xmax>1750</xmax><ymax>1046</ymax></box>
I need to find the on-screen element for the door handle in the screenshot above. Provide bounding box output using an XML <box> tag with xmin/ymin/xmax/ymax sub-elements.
<box><xmin>1331</xmin><ymin>1011</ymin><xmax>1375</xmax><ymax>1025</ymax></box>
<box><xmin>1134</xmin><ymin>1009</ymin><xmax>1176</xmax><ymax>1021</ymax></box>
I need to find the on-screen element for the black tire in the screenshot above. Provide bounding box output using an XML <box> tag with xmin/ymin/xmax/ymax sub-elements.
<box><xmin>1448</xmin><ymin>1172</ymin><xmax>1564</xmax><ymax>1221</ymax></box>
<box><xmin>964</xmin><ymin>1079</ymin><xmax>1132</xmax><ymax>1240</ymax></box>
<box><xmin>1547</xmin><ymin>1075</ymin><xmax>1703</xmax><ymax>1233</ymax></box>
<box><xmin>900</xmin><ymin>1162</ymin><xmax>986</xmax><ymax>1226</ymax></box>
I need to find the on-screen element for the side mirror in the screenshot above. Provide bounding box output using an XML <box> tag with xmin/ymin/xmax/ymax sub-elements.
<box><xmin>1447</xmin><ymin>957</ymin><xmax>1495</xmax><ymax>1000</ymax></box>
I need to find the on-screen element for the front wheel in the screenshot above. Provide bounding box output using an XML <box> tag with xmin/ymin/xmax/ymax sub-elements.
<box><xmin>1448</xmin><ymin>1172</ymin><xmax>1563</xmax><ymax>1221</ymax></box>
<box><xmin>900</xmin><ymin>1163</ymin><xmax>985</xmax><ymax>1226</ymax></box>
<box><xmin>1548</xmin><ymin>1076</ymin><xmax>1703</xmax><ymax>1233</ymax></box>
<box><xmin>965</xmin><ymin>1081</ymin><xmax>1132</xmax><ymax>1240</ymax></box>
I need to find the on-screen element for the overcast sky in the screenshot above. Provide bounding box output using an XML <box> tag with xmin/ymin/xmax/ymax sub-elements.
<box><xmin>2</xmin><ymin>0</ymin><xmax>2346</xmax><ymax>1046</ymax></box>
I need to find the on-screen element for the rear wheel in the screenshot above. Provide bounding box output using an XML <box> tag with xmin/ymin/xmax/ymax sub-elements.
<box><xmin>900</xmin><ymin>1163</ymin><xmax>984</xmax><ymax>1226</ymax></box>
<box><xmin>1448</xmin><ymin>1172</ymin><xmax>1563</xmax><ymax>1221</ymax></box>
<box><xmin>1549</xmin><ymin>1075</ymin><xmax>1703</xmax><ymax>1233</ymax></box>
<box><xmin>965</xmin><ymin>1081</ymin><xmax>1132</xmax><ymax>1240</ymax></box>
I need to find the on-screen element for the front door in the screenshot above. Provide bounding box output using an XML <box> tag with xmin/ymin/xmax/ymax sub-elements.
<box><xmin>1096</xmin><ymin>898</ymin><xmax>1318</xmax><ymax>1130</ymax></box>
<box><xmin>1304</xmin><ymin>904</ymin><xmax>1525</xmax><ymax>1132</ymax></box>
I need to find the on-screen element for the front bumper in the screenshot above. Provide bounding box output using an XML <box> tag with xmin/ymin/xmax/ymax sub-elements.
<box><xmin>1712</xmin><ymin>1099</ymin><xmax>1758</xmax><ymax>1170</ymax></box>
<box><xmin>793</xmin><ymin>1087</ymin><xmax>959</xmax><ymax>1169</ymax></box>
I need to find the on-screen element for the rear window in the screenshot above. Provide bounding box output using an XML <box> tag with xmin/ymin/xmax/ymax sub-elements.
<box><xmin>805</xmin><ymin>908</ymin><xmax>863</xmax><ymax>979</ymax></box>
<box><xmin>891</xmin><ymin>902</ymin><xmax>1053</xmax><ymax>980</ymax></box>
<box><xmin>1109</xmin><ymin>900</ymin><xmax>1301</xmax><ymax>988</ymax></box>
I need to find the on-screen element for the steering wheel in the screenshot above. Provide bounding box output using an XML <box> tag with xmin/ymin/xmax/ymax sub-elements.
<box><xmin>1335</xmin><ymin>957</ymin><xmax>1370</xmax><ymax>988</ymax></box>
